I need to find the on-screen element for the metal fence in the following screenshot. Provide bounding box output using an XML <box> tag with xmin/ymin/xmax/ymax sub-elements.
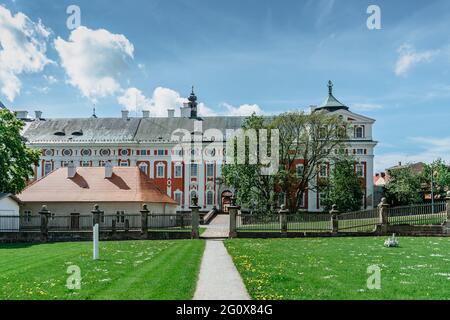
<box><xmin>0</xmin><ymin>213</ymin><xmax>192</xmax><ymax>232</ymax></box>
<box><xmin>237</xmin><ymin>213</ymin><xmax>332</xmax><ymax>232</ymax></box>
<box><xmin>337</xmin><ymin>208</ymin><xmax>379</xmax><ymax>232</ymax></box>
<box><xmin>387</xmin><ymin>202</ymin><xmax>447</xmax><ymax>226</ymax></box>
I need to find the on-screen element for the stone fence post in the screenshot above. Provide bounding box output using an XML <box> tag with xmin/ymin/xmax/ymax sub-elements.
<box><xmin>378</xmin><ymin>197</ymin><xmax>389</xmax><ymax>234</ymax></box>
<box><xmin>330</xmin><ymin>205</ymin><xmax>339</xmax><ymax>234</ymax></box>
<box><xmin>39</xmin><ymin>205</ymin><xmax>51</xmax><ymax>241</ymax></box>
<box><xmin>190</xmin><ymin>195</ymin><xmax>200</xmax><ymax>239</ymax></box>
<box><xmin>140</xmin><ymin>204</ymin><xmax>149</xmax><ymax>236</ymax></box>
<box><xmin>91</xmin><ymin>204</ymin><xmax>102</xmax><ymax>227</ymax></box>
<box><xmin>446</xmin><ymin>191</ymin><xmax>450</xmax><ymax>220</ymax></box>
<box><xmin>228</xmin><ymin>196</ymin><xmax>239</xmax><ymax>238</ymax></box>
<box><xmin>279</xmin><ymin>205</ymin><xmax>289</xmax><ymax>235</ymax></box>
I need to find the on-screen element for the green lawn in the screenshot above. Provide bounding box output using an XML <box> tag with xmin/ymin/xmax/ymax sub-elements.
<box><xmin>0</xmin><ymin>240</ymin><xmax>205</xmax><ymax>300</ymax></box>
<box><xmin>224</xmin><ymin>237</ymin><xmax>450</xmax><ymax>300</ymax></box>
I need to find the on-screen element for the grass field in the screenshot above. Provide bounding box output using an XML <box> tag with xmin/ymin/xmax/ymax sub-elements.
<box><xmin>224</xmin><ymin>237</ymin><xmax>450</xmax><ymax>300</ymax></box>
<box><xmin>0</xmin><ymin>240</ymin><xmax>205</xmax><ymax>300</ymax></box>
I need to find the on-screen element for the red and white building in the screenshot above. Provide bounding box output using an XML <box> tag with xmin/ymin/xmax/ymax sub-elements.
<box><xmin>18</xmin><ymin>83</ymin><xmax>377</xmax><ymax>212</ymax></box>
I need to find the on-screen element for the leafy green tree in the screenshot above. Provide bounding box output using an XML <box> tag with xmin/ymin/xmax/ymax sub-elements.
<box><xmin>421</xmin><ymin>159</ymin><xmax>450</xmax><ymax>200</ymax></box>
<box><xmin>321</xmin><ymin>159</ymin><xmax>364</xmax><ymax>212</ymax></box>
<box><xmin>384</xmin><ymin>165</ymin><xmax>422</xmax><ymax>206</ymax></box>
<box><xmin>0</xmin><ymin>109</ymin><xmax>40</xmax><ymax>194</ymax></box>
<box><xmin>222</xmin><ymin>113</ymin><xmax>277</xmax><ymax>211</ymax></box>
<box><xmin>270</xmin><ymin>110</ymin><xmax>349</xmax><ymax>213</ymax></box>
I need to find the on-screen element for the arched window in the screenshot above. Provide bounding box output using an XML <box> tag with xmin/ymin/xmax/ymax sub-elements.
<box><xmin>157</xmin><ymin>163</ymin><xmax>165</xmax><ymax>178</ymax></box>
<box><xmin>139</xmin><ymin>162</ymin><xmax>148</xmax><ymax>175</ymax></box>
<box><xmin>174</xmin><ymin>191</ymin><xmax>183</xmax><ymax>206</ymax></box>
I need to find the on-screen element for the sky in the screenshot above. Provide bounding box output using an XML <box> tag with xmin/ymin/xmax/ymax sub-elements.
<box><xmin>1</xmin><ymin>0</ymin><xmax>450</xmax><ymax>172</ymax></box>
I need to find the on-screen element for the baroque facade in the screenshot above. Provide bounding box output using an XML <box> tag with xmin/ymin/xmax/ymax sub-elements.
<box><xmin>18</xmin><ymin>83</ymin><xmax>377</xmax><ymax>212</ymax></box>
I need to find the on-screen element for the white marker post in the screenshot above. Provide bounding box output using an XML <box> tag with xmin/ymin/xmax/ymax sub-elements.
<box><xmin>93</xmin><ymin>223</ymin><xmax>99</xmax><ymax>260</ymax></box>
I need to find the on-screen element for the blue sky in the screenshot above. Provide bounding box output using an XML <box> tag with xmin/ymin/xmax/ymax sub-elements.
<box><xmin>1</xmin><ymin>0</ymin><xmax>450</xmax><ymax>172</ymax></box>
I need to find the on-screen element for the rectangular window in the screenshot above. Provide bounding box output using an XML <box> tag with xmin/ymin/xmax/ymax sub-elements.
<box><xmin>296</xmin><ymin>164</ymin><xmax>304</xmax><ymax>177</ymax></box>
<box><xmin>319</xmin><ymin>164</ymin><xmax>328</xmax><ymax>178</ymax></box>
<box><xmin>157</xmin><ymin>165</ymin><xmax>165</xmax><ymax>178</ymax></box>
<box><xmin>44</xmin><ymin>162</ymin><xmax>52</xmax><ymax>176</ymax></box>
<box><xmin>157</xmin><ymin>149</ymin><xmax>165</xmax><ymax>156</ymax></box>
<box><xmin>116</xmin><ymin>211</ymin><xmax>125</xmax><ymax>223</ymax></box>
<box><xmin>207</xmin><ymin>192</ymin><xmax>214</xmax><ymax>205</ymax></box>
<box><xmin>175</xmin><ymin>193</ymin><xmax>182</xmax><ymax>206</ymax></box>
<box><xmin>174</xmin><ymin>165</ymin><xmax>182</xmax><ymax>178</ymax></box>
<box><xmin>206</xmin><ymin>164</ymin><xmax>214</xmax><ymax>177</ymax></box>
<box><xmin>356</xmin><ymin>149</ymin><xmax>365</xmax><ymax>155</ymax></box>
<box><xmin>119</xmin><ymin>161</ymin><xmax>129</xmax><ymax>167</ymax></box>
<box><xmin>297</xmin><ymin>193</ymin><xmax>305</xmax><ymax>208</ymax></box>
<box><xmin>80</xmin><ymin>161</ymin><xmax>90</xmax><ymax>167</ymax></box>
<box><xmin>140</xmin><ymin>150</ymin><xmax>147</xmax><ymax>156</ymax></box>
<box><xmin>190</xmin><ymin>163</ymin><xmax>198</xmax><ymax>177</ymax></box>
<box><xmin>356</xmin><ymin>164</ymin><xmax>365</xmax><ymax>177</ymax></box>
<box><xmin>319</xmin><ymin>192</ymin><xmax>327</xmax><ymax>207</ymax></box>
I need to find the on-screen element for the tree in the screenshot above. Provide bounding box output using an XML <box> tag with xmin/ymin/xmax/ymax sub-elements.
<box><xmin>270</xmin><ymin>110</ymin><xmax>349</xmax><ymax>213</ymax></box>
<box><xmin>321</xmin><ymin>159</ymin><xmax>364</xmax><ymax>212</ymax></box>
<box><xmin>222</xmin><ymin>113</ymin><xmax>276</xmax><ymax>211</ymax></box>
<box><xmin>0</xmin><ymin>109</ymin><xmax>40</xmax><ymax>194</ymax></box>
<box><xmin>384</xmin><ymin>165</ymin><xmax>422</xmax><ymax>206</ymax></box>
<box><xmin>421</xmin><ymin>159</ymin><xmax>450</xmax><ymax>200</ymax></box>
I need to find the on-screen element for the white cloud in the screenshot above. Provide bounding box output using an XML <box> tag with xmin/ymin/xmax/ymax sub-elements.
<box><xmin>54</xmin><ymin>26</ymin><xmax>134</xmax><ymax>101</ymax></box>
<box><xmin>0</xmin><ymin>5</ymin><xmax>53</xmax><ymax>101</ymax></box>
<box><xmin>351</xmin><ymin>103</ymin><xmax>383</xmax><ymax>112</ymax></box>
<box><xmin>118</xmin><ymin>87</ymin><xmax>264</xmax><ymax>117</ymax></box>
<box><xmin>395</xmin><ymin>44</ymin><xmax>438</xmax><ymax>76</ymax></box>
<box><xmin>118</xmin><ymin>87</ymin><xmax>187</xmax><ymax>117</ymax></box>
<box><xmin>222</xmin><ymin>103</ymin><xmax>264</xmax><ymax>116</ymax></box>
<box><xmin>43</xmin><ymin>74</ymin><xmax>57</xmax><ymax>84</ymax></box>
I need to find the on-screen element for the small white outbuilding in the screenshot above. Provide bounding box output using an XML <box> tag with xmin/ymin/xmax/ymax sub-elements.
<box><xmin>0</xmin><ymin>193</ymin><xmax>20</xmax><ymax>231</ymax></box>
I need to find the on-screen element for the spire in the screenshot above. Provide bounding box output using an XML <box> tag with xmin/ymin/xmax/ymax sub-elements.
<box><xmin>188</xmin><ymin>86</ymin><xmax>198</xmax><ymax>119</ymax></box>
<box><xmin>91</xmin><ymin>105</ymin><xmax>98</xmax><ymax>118</ymax></box>
<box><xmin>314</xmin><ymin>80</ymin><xmax>349</xmax><ymax>112</ymax></box>
<box><xmin>328</xmin><ymin>80</ymin><xmax>333</xmax><ymax>95</ymax></box>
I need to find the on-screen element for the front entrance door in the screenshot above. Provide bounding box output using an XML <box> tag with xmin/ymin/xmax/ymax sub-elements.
<box><xmin>70</xmin><ymin>213</ymin><xmax>80</xmax><ymax>230</ymax></box>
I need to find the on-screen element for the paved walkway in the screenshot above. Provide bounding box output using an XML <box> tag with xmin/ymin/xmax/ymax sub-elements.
<box><xmin>201</xmin><ymin>214</ymin><xmax>229</xmax><ymax>239</ymax></box>
<box><xmin>193</xmin><ymin>240</ymin><xmax>250</xmax><ymax>300</ymax></box>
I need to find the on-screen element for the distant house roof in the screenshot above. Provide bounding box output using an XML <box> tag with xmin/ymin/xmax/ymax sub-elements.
<box><xmin>387</xmin><ymin>162</ymin><xmax>426</xmax><ymax>174</ymax></box>
<box><xmin>17</xmin><ymin>167</ymin><xmax>176</xmax><ymax>204</ymax></box>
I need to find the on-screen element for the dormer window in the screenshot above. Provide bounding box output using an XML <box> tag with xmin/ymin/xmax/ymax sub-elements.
<box><xmin>81</xmin><ymin>149</ymin><xmax>91</xmax><ymax>157</ymax></box>
<box><xmin>62</xmin><ymin>149</ymin><xmax>72</xmax><ymax>157</ymax></box>
<box><xmin>71</xmin><ymin>130</ymin><xmax>83</xmax><ymax>136</ymax></box>
<box><xmin>54</xmin><ymin>131</ymin><xmax>66</xmax><ymax>136</ymax></box>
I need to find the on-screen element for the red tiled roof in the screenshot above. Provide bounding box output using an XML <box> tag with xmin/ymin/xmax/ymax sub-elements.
<box><xmin>17</xmin><ymin>167</ymin><xmax>176</xmax><ymax>204</ymax></box>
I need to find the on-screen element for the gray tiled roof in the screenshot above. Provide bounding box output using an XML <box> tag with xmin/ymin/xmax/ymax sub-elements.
<box><xmin>22</xmin><ymin>116</ymin><xmax>246</xmax><ymax>144</ymax></box>
<box><xmin>23</xmin><ymin>118</ymin><xmax>142</xmax><ymax>143</ymax></box>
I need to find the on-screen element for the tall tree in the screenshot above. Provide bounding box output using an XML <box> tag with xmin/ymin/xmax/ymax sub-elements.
<box><xmin>0</xmin><ymin>109</ymin><xmax>40</xmax><ymax>194</ymax></box>
<box><xmin>421</xmin><ymin>159</ymin><xmax>450</xmax><ymax>200</ymax></box>
<box><xmin>321</xmin><ymin>159</ymin><xmax>364</xmax><ymax>212</ymax></box>
<box><xmin>270</xmin><ymin>110</ymin><xmax>349</xmax><ymax>213</ymax></box>
<box><xmin>222</xmin><ymin>113</ymin><xmax>276</xmax><ymax>211</ymax></box>
<box><xmin>384</xmin><ymin>165</ymin><xmax>422</xmax><ymax>206</ymax></box>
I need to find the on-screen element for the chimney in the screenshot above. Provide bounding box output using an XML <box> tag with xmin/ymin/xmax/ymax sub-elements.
<box><xmin>375</xmin><ymin>173</ymin><xmax>380</xmax><ymax>177</ymax></box>
<box><xmin>121</xmin><ymin>110</ymin><xmax>129</xmax><ymax>119</ymax></box>
<box><xmin>398</xmin><ymin>162</ymin><xmax>402</xmax><ymax>167</ymax></box>
<box><xmin>105</xmin><ymin>161</ymin><xmax>113</xmax><ymax>179</ymax></box>
<box><xmin>168</xmin><ymin>109</ymin><xmax>175</xmax><ymax>118</ymax></box>
<box><xmin>67</xmin><ymin>161</ymin><xmax>76</xmax><ymax>178</ymax></box>
<box><xmin>381</xmin><ymin>172</ymin><xmax>386</xmax><ymax>178</ymax></box>
<box><xmin>15</xmin><ymin>111</ymin><xmax>28</xmax><ymax>120</ymax></box>
<box><xmin>142</xmin><ymin>110</ymin><xmax>150</xmax><ymax>118</ymax></box>
<box><xmin>34</xmin><ymin>110</ymin><xmax>42</xmax><ymax>120</ymax></box>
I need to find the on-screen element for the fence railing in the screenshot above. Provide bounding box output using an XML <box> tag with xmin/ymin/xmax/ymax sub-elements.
<box><xmin>0</xmin><ymin>213</ymin><xmax>192</xmax><ymax>232</ymax></box>
<box><xmin>387</xmin><ymin>202</ymin><xmax>447</xmax><ymax>226</ymax></box>
<box><xmin>286</xmin><ymin>213</ymin><xmax>332</xmax><ymax>231</ymax></box>
<box><xmin>338</xmin><ymin>208</ymin><xmax>379</xmax><ymax>232</ymax></box>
